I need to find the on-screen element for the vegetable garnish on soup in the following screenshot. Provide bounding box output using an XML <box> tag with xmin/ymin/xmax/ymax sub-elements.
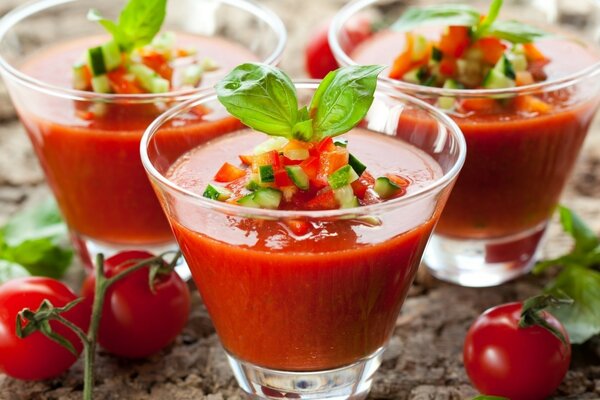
<box><xmin>73</xmin><ymin>0</ymin><xmax>219</xmax><ymax>97</ymax></box>
<box><xmin>201</xmin><ymin>63</ymin><xmax>412</xmax><ymax>211</ymax></box>
<box><xmin>389</xmin><ymin>0</ymin><xmax>553</xmax><ymax>110</ymax></box>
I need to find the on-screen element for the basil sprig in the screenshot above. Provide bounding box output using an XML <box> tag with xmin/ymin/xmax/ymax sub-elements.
<box><xmin>392</xmin><ymin>0</ymin><xmax>551</xmax><ymax>44</ymax></box>
<box><xmin>215</xmin><ymin>63</ymin><xmax>384</xmax><ymax>142</ymax></box>
<box><xmin>88</xmin><ymin>0</ymin><xmax>167</xmax><ymax>52</ymax></box>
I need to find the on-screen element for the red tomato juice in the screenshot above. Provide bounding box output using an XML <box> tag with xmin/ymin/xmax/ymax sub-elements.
<box><xmin>164</xmin><ymin>129</ymin><xmax>444</xmax><ymax>370</ymax></box>
<box><xmin>16</xmin><ymin>35</ymin><xmax>256</xmax><ymax>245</ymax></box>
<box><xmin>353</xmin><ymin>33</ymin><xmax>600</xmax><ymax>239</ymax></box>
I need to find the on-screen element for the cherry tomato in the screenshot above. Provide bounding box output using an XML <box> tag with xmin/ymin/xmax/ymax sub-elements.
<box><xmin>463</xmin><ymin>302</ymin><xmax>571</xmax><ymax>400</ymax></box>
<box><xmin>82</xmin><ymin>251</ymin><xmax>191</xmax><ymax>359</ymax></box>
<box><xmin>305</xmin><ymin>16</ymin><xmax>372</xmax><ymax>79</ymax></box>
<box><xmin>0</xmin><ymin>277</ymin><xmax>89</xmax><ymax>380</ymax></box>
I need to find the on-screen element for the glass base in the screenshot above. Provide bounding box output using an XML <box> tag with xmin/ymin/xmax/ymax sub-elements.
<box><xmin>71</xmin><ymin>233</ymin><xmax>191</xmax><ymax>280</ymax></box>
<box><xmin>424</xmin><ymin>222</ymin><xmax>547</xmax><ymax>287</ymax></box>
<box><xmin>226</xmin><ymin>347</ymin><xmax>385</xmax><ymax>400</ymax></box>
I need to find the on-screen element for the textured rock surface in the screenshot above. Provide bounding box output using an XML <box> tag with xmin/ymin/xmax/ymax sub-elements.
<box><xmin>0</xmin><ymin>0</ymin><xmax>599</xmax><ymax>399</ymax></box>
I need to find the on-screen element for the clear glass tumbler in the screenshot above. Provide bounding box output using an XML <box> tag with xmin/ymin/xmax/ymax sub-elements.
<box><xmin>0</xmin><ymin>0</ymin><xmax>286</xmax><ymax>270</ymax></box>
<box><xmin>141</xmin><ymin>82</ymin><xmax>466</xmax><ymax>399</ymax></box>
<box><xmin>330</xmin><ymin>0</ymin><xmax>600</xmax><ymax>287</ymax></box>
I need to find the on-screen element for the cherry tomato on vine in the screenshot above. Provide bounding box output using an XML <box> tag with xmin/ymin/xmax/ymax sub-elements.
<box><xmin>82</xmin><ymin>251</ymin><xmax>191</xmax><ymax>359</ymax></box>
<box><xmin>463</xmin><ymin>302</ymin><xmax>571</xmax><ymax>400</ymax></box>
<box><xmin>304</xmin><ymin>15</ymin><xmax>372</xmax><ymax>79</ymax></box>
<box><xmin>0</xmin><ymin>277</ymin><xmax>89</xmax><ymax>380</ymax></box>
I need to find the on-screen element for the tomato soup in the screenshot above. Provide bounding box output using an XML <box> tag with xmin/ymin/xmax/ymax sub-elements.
<box><xmin>17</xmin><ymin>35</ymin><xmax>257</xmax><ymax>245</ymax></box>
<box><xmin>353</xmin><ymin>33</ymin><xmax>600</xmax><ymax>239</ymax></box>
<box><xmin>164</xmin><ymin>128</ymin><xmax>443</xmax><ymax>371</ymax></box>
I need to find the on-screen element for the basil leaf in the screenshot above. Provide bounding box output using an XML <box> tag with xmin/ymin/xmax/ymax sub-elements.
<box><xmin>1</xmin><ymin>238</ymin><xmax>73</xmax><ymax>279</ymax></box>
<box><xmin>391</xmin><ymin>4</ymin><xmax>480</xmax><ymax>32</ymax></box>
<box><xmin>558</xmin><ymin>205</ymin><xmax>599</xmax><ymax>255</ymax></box>
<box><xmin>474</xmin><ymin>0</ymin><xmax>503</xmax><ymax>38</ymax></box>
<box><xmin>118</xmin><ymin>0</ymin><xmax>167</xmax><ymax>51</ymax></box>
<box><xmin>2</xmin><ymin>198</ymin><xmax>68</xmax><ymax>246</ymax></box>
<box><xmin>487</xmin><ymin>20</ymin><xmax>552</xmax><ymax>43</ymax></box>
<box><xmin>309</xmin><ymin>65</ymin><xmax>384</xmax><ymax>140</ymax></box>
<box><xmin>216</xmin><ymin>63</ymin><xmax>298</xmax><ymax>138</ymax></box>
<box><xmin>546</xmin><ymin>265</ymin><xmax>600</xmax><ymax>344</ymax></box>
<box><xmin>88</xmin><ymin>0</ymin><xmax>166</xmax><ymax>52</ymax></box>
<box><xmin>0</xmin><ymin>260</ymin><xmax>30</xmax><ymax>285</ymax></box>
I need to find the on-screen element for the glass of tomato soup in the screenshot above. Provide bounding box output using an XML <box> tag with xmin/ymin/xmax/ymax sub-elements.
<box><xmin>330</xmin><ymin>0</ymin><xmax>600</xmax><ymax>287</ymax></box>
<box><xmin>0</xmin><ymin>0</ymin><xmax>286</xmax><ymax>271</ymax></box>
<box><xmin>140</xmin><ymin>79</ymin><xmax>466</xmax><ymax>400</ymax></box>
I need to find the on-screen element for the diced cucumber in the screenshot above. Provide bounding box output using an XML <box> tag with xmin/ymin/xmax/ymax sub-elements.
<box><xmin>101</xmin><ymin>40</ymin><xmax>121</xmax><ymax>71</ymax></box>
<box><xmin>151</xmin><ymin>31</ymin><xmax>176</xmax><ymax>54</ymax></box>
<box><xmin>252</xmin><ymin>188</ymin><xmax>282</xmax><ymax>209</ymax></box>
<box><xmin>402</xmin><ymin>67</ymin><xmax>426</xmax><ymax>84</ymax></box>
<box><xmin>333</xmin><ymin>138</ymin><xmax>348</xmax><ymax>148</ymax></box>
<box><xmin>431</xmin><ymin>46</ymin><xmax>443</xmax><ymax>62</ymax></box>
<box><xmin>421</xmin><ymin>75</ymin><xmax>437</xmax><ymax>87</ymax></box>
<box><xmin>438</xmin><ymin>79</ymin><xmax>462</xmax><ymax>110</ymax></box>
<box><xmin>328</xmin><ymin>165</ymin><xmax>359</xmax><ymax>190</ymax></box>
<box><xmin>348</xmin><ymin>153</ymin><xmax>367</xmax><ymax>176</ymax></box>
<box><xmin>91</xmin><ymin>74</ymin><xmax>111</xmax><ymax>93</ymax></box>
<box><xmin>253</xmin><ymin>137</ymin><xmax>288</xmax><ymax>155</ymax></box>
<box><xmin>512</xmin><ymin>44</ymin><xmax>525</xmax><ymax>55</ymax></box>
<box><xmin>73</xmin><ymin>63</ymin><xmax>90</xmax><ymax>90</ymax></box>
<box><xmin>182</xmin><ymin>64</ymin><xmax>203</xmax><ymax>87</ymax></box>
<box><xmin>259</xmin><ymin>165</ymin><xmax>275</xmax><ymax>183</ymax></box>
<box><xmin>129</xmin><ymin>63</ymin><xmax>170</xmax><ymax>93</ymax></box>
<box><xmin>482</xmin><ymin>68</ymin><xmax>515</xmax><ymax>89</ymax></box>
<box><xmin>285</xmin><ymin>165</ymin><xmax>309</xmax><ymax>190</ymax></box>
<box><xmin>200</xmin><ymin>57</ymin><xmax>219</xmax><ymax>72</ymax></box>
<box><xmin>283</xmin><ymin>148</ymin><xmax>309</xmax><ymax>161</ymax></box>
<box><xmin>508</xmin><ymin>53</ymin><xmax>528</xmax><ymax>72</ymax></box>
<box><xmin>237</xmin><ymin>193</ymin><xmax>260</xmax><ymax>208</ymax></box>
<box><xmin>246</xmin><ymin>178</ymin><xmax>261</xmax><ymax>191</ymax></box>
<box><xmin>464</xmin><ymin>47</ymin><xmax>483</xmax><ymax>62</ymax></box>
<box><xmin>411</xmin><ymin>34</ymin><xmax>429</xmax><ymax>61</ymax></box>
<box><xmin>334</xmin><ymin>185</ymin><xmax>359</xmax><ymax>209</ymax></box>
<box><xmin>202</xmin><ymin>184</ymin><xmax>231</xmax><ymax>201</ymax></box>
<box><xmin>494</xmin><ymin>54</ymin><xmax>516</xmax><ymax>80</ymax></box>
<box><xmin>87</xmin><ymin>46</ymin><xmax>106</xmax><ymax>76</ymax></box>
<box><xmin>374</xmin><ymin>177</ymin><xmax>401</xmax><ymax>199</ymax></box>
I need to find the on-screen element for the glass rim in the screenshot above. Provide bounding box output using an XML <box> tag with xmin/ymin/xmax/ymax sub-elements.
<box><xmin>0</xmin><ymin>0</ymin><xmax>287</xmax><ymax>102</ymax></box>
<box><xmin>140</xmin><ymin>79</ymin><xmax>467</xmax><ymax>219</ymax></box>
<box><xmin>329</xmin><ymin>0</ymin><xmax>600</xmax><ymax>98</ymax></box>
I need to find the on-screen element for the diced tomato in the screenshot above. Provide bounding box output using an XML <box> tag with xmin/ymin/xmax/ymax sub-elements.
<box><xmin>316</xmin><ymin>137</ymin><xmax>336</xmax><ymax>153</ymax></box>
<box><xmin>474</xmin><ymin>37</ymin><xmax>506</xmax><ymax>65</ymax></box>
<box><xmin>460</xmin><ymin>97</ymin><xmax>500</xmax><ymax>113</ymax></box>
<box><xmin>523</xmin><ymin>43</ymin><xmax>547</xmax><ymax>62</ymax></box>
<box><xmin>274</xmin><ymin>169</ymin><xmax>294</xmax><ymax>187</ymax></box>
<box><xmin>351</xmin><ymin>171</ymin><xmax>374</xmax><ymax>199</ymax></box>
<box><xmin>190</xmin><ymin>105</ymin><xmax>211</xmax><ymax>118</ymax></box>
<box><xmin>514</xmin><ymin>95</ymin><xmax>551</xmax><ymax>114</ymax></box>
<box><xmin>214</xmin><ymin>162</ymin><xmax>246</xmax><ymax>183</ymax></box>
<box><xmin>239</xmin><ymin>154</ymin><xmax>254</xmax><ymax>165</ymax></box>
<box><xmin>306</xmin><ymin>188</ymin><xmax>338</xmax><ymax>210</ymax></box>
<box><xmin>316</xmin><ymin>148</ymin><xmax>349</xmax><ymax>186</ymax></box>
<box><xmin>528</xmin><ymin>59</ymin><xmax>549</xmax><ymax>82</ymax></box>
<box><xmin>141</xmin><ymin>52</ymin><xmax>173</xmax><ymax>80</ymax></box>
<box><xmin>300</xmin><ymin>156</ymin><xmax>319</xmax><ymax>181</ymax></box>
<box><xmin>389</xmin><ymin>33</ymin><xmax>414</xmax><ymax>79</ymax></box>
<box><xmin>515</xmin><ymin>71</ymin><xmax>534</xmax><ymax>86</ymax></box>
<box><xmin>287</xmin><ymin>219</ymin><xmax>310</xmax><ymax>236</ymax></box>
<box><xmin>439</xmin><ymin>26</ymin><xmax>471</xmax><ymax>58</ymax></box>
<box><xmin>107</xmin><ymin>68</ymin><xmax>144</xmax><ymax>94</ymax></box>
<box><xmin>439</xmin><ymin>57</ymin><xmax>457</xmax><ymax>76</ymax></box>
<box><xmin>282</xmin><ymin>156</ymin><xmax>303</xmax><ymax>166</ymax></box>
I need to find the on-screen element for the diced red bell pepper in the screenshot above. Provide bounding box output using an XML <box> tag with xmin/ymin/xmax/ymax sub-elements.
<box><xmin>316</xmin><ymin>137</ymin><xmax>336</xmax><ymax>153</ymax></box>
<box><xmin>306</xmin><ymin>188</ymin><xmax>338</xmax><ymax>210</ymax></box>
<box><xmin>387</xmin><ymin>173</ymin><xmax>410</xmax><ymax>187</ymax></box>
<box><xmin>287</xmin><ymin>219</ymin><xmax>310</xmax><ymax>236</ymax></box>
<box><xmin>474</xmin><ymin>37</ymin><xmax>506</xmax><ymax>65</ymax></box>
<box><xmin>389</xmin><ymin>33</ymin><xmax>414</xmax><ymax>79</ymax></box>
<box><xmin>300</xmin><ymin>156</ymin><xmax>319</xmax><ymax>181</ymax></box>
<box><xmin>214</xmin><ymin>162</ymin><xmax>246</xmax><ymax>183</ymax></box>
<box><xmin>439</xmin><ymin>57</ymin><xmax>457</xmax><ymax>76</ymax></box>
<box><xmin>439</xmin><ymin>26</ymin><xmax>470</xmax><ymax>58</ymax></box>
<box><xmin>514</xmin><ymin>95</ymin><xmax>551</xmax><ymax>114</ymax></box>
<box><xmin>252</xmin><ymin>150</ymin><xmax>281</xmax><ymax>172</ymax></box>
<box><xmin>274</xmin><ymin>169</ymin><xmax>294</xmax><ymax>187</ymax></box>
<box><xmin>351</xmin><ymin>171</ymin><xmax>375</xmax><ymax>199</ymax></box>
<box><xmin>141</xmin><ymin>52</ymin><xmax>173</xmax><ymax>80</ymax></box>
<box><xmin>460</xmin><ymin>97</ymin><xmax>500</xmax><ymax>113</ymax></box>
<box><xmin>239</xmin><ymin>154</ymin><xmax>254</xmax><ymax>165</ymax></box>
<box><xmin>108</xmin><ymin>68</ymin><xmax>144</xmax><ymax>94</ymax></box>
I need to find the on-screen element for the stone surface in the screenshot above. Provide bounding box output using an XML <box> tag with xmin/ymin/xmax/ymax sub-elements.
<box><xmin>0</xmin><ymin>0</ymin><xmax>599</xmax><ymax>399</ymax></box>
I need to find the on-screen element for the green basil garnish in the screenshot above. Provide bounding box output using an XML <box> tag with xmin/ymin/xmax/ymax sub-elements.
<box><xmin>215</xmin><ymin>63</ymin><xmax>384</xmax><ymax>142</ymax></box>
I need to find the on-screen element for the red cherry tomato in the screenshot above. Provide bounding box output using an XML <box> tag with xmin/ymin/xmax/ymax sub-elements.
<box><xmin>82</xmin><ymin>251</ymin><xmax>191</xmax><ymax>359</ymax></box>
<box><xmin>305</xmin><ymin>16</ymin><xmax>372</xmax><ymax>79</ymax></box>
<box><xmin>0</xmin><ymin>277</ymin><xmax>89</xmax><ymax>380</ymax></box>
<box><xmin>463</xmin><ymin>302</ymin><xmax>571</xmax><ymax>400</ymax></box>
